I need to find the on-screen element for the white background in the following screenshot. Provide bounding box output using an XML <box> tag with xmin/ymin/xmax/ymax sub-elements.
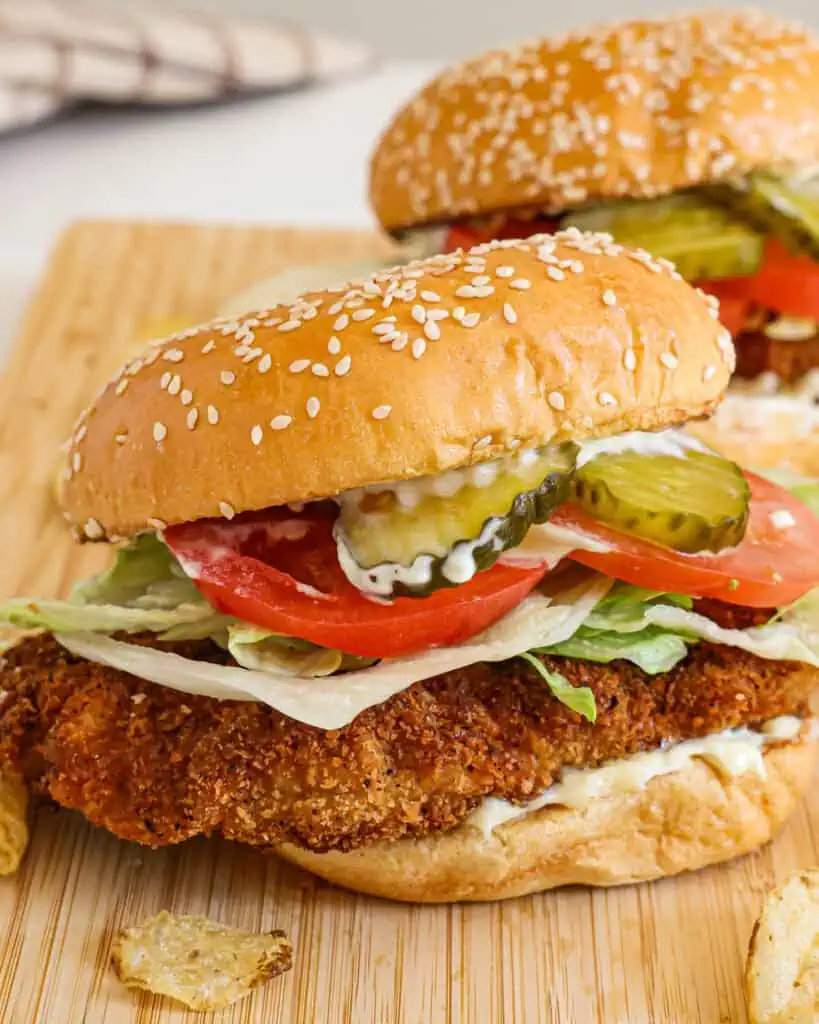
<box><xmin>1</xmin><ymin>0</ymin><xmax>818</xmax><ymax>356</ymax></box>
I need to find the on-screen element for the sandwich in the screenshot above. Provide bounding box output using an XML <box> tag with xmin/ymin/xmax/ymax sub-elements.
<box><xmin>369</xmin><ymin>8</ymin><xmax>819</xmax><ymax>472</ymax></box>
<box><xmin>1</xmin><ymin>231</ymin><xmax>818</xmax><ymax>902</ymax></box>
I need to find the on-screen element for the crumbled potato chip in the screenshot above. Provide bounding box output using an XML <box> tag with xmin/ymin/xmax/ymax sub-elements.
<box><xmin>111</xmin><ymin>911</ymin><xmax>292</xmax><ymax>1011</ymax></box>
<box><xmin>746</xmin><ymin>870</ymin><xmax>819</xmax><ymax>1024</ymax></box>
<box><xmin>0</xmin><ymin>773</ymin><xmax>28</xmax><ymax>875</ymax></box>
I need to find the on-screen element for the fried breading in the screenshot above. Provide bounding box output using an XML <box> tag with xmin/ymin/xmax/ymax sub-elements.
<box><xmin>0</xmin><ymin>635</ymin><xmax>814</xmax><ymax>853</ymax></box>
<box><xmin>735</xmin><ymin>330</ymin><xmax>819</xmax><ymax>383</ymax></box>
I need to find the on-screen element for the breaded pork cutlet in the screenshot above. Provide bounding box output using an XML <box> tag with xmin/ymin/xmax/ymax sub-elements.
<box><xmin>1</xmin><ymin>634</ymin><xmax>814</xmax><ymax>854</ymax></box>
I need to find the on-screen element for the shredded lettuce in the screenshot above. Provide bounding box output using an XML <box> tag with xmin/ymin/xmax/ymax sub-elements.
<box><xmin>0</xmin><ymin>532</ymin><xmax>225</xmax><ymax>640</ymax></box>
<box><xmin>519</xmin><ymin>652</ymin><xmax>596</xmax><ymax>722</ymax></box>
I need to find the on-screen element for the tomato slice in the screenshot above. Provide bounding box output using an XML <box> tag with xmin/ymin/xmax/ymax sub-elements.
<box><xmin>744</xmin><ymin>240</ymin><xmax>819</xmax><ymax>320</ymax></box>
<box><xmin>164</xmin><ymin>504</ymin><xmax>546</xmax><ymax>659</ymax></box>
<box><xmin>695</xmin><ymin>278</ymin><xmax>752</xmax><ymax>336</ymax></box>
<box><xmin>551</xmin><ymin>472</ymin><xmax>819</xmax><ymax>607</ymax></box>
<box><xmin>445</xmin><ymin>216</ymin><xmax>560</xmax><ymax>252</ymax></box>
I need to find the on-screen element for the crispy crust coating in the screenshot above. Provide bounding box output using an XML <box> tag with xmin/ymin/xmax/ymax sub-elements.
<box><xmin>735</xmin><ymin>331</ymin><xmax>819</xmax><ymax>382</ymax></box>
<box><xmin>0</xmin><ymin>635</ymin><xmax>815</xmax><ymax>853</ymax></box>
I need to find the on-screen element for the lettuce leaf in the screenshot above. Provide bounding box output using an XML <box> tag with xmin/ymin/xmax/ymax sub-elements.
<box><xmin>0</xmin><ymin>532</ymin><xmax>224</xmax><ymax>640</ymax></box>
<box><xmin>534</xmin><ymin>583</ymin><xmax>693</xmax><ymax>673</ymax></box>
<box><xmin>56</xmin><ymin>572</ymin><xmax>612</xmax><ymax>729</ymax></box>
<box><xmin>519</xmin><ymin>652</ymin><xmax>596</xmax><ymax>722</ymax></box>
<box><xmin>227</xmin><ymin>623</ymin><xmax>376</xmax><ymax>677</ymax></box>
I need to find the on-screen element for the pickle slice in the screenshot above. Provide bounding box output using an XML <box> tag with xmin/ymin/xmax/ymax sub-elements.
<box><xmin>562</xmin><ymin>194</ymin><xmax>764</xmax><ymax>280</ymax></box>
<box><xmin>336</xmin><ymin>444</ymin><xmax>578</xmax><ymax>597</ymax></box>
<box><xmin>573</xmin><ymin>450</ymin><xmax>750</xmax><ymax>554</ymax></box>
<box><xmin>704</xmin><ymin>172</ymin><xmax>819</xmax><ymax>261</ymax></box>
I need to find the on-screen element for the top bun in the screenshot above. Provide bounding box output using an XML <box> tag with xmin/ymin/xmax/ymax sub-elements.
<box><xmin>370</xmin><ymin>9</ymin><xmax>819</xmax><ymax>233</ymax></box>
<box><xmin>61</xmin><ymin>231</ymin><xmax>732</xmax><ymax>540</ymax></box>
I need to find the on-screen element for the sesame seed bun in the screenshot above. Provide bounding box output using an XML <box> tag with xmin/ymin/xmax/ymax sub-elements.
<box><xmin>60</xmin><ymin>231</ymin><xmax>732</xmax><ymax>540</ymax></box>
<box><xmin>370</xmin><ymin>10</ymin><xmax>819</xmax><ymax>233</ymax></box>
<box><xmin>277</xmin><ymin>737</ymin><xmax>817</xmax><ymax>903</ymax></box>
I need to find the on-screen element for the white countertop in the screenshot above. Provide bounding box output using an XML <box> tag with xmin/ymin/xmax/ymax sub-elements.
<box><xmin>0</xmin><ymin>61</ymin><xmax>436</xmax><ymax>361</ymax></box>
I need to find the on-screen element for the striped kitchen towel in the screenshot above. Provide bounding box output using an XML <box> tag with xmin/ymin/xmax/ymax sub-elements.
<box><xmin>0</xmin><ymin>0</ymin><xmax>375</xmax><ymax>134</ymax></box>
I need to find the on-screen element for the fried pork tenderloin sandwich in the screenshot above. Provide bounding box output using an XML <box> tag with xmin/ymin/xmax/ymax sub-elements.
<box><xmin>370</xmin><ymin>8</ymin><xmax>819</xmax><ymax>474</ymax></box>
<box><xmin>3</xmin><ymin>232</ymin><xmax>819</xmax><ymax>903</ymax></box>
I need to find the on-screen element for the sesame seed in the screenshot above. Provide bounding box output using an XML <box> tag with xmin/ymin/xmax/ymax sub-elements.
<box><xmin>289</xmin><ymin>359</ymin><xmax>311</xmax><ymax>374</ymax></box>
<box><xmin>251</xmin><ymin>425</ymin><xmax>263</xmax><ymax>446</ymax></box>
<box><xmin>598</xmin><ymin>391</ymin><xmax>618</xmax><ymax>406</ymax></box>
<box><xmin>160</xmin><ymin>372</ymin><xmax>171</xmax><ymax>390</ymax></box>
<box><xmin>115</xmin><ymin>379</ymin><xmax>129</xmax><ymax>395</ymax></box>
<box><xmin>372</xmin><ymin>405</ymin><xmax>392</xmax><ymax>420</ymax></box>
<box><xmin>421</xmin><ymin>290</ymin><xmax>441</xmax><ymax>302</ymax></box>
<box><xmin>424</xmin><ymin>320</ymin><xmax>441</xmax><ymax>341</ymax></box>
<box><xmin>72</xmin><ymin>452</ymin><xmax>82</xmax><ymax>472</ymax></box>
<box><xmin>624</xmin><ymin>349</ymin><xmax>637</xmax><ymax>371</ymax></box>
<box><xmin>328</xmin><ymin>336</ymin><xmax>342</xmax><ymax>355</ymax></box>
<box><xmin>503</xmin><ymin>303</ymin><xmax>518</xmax><ymax>325</ymax></box>
<box><xmin>181</xmin><ymin>389</ymin><xmax>193</xmax><ymax>406</ymax></box>
<box><xmin>219</xmin><ymin>502</ymin><xmax>236</xmax><ymax>520</ymax></box>
<box><xmin>163</xmin><ymin>349</ymin><xmax>184</xmax><ymax>363</ymax></box>
<box><xmin>335</xmin><ymin>355</ymin><xmax>352</xmax><ymax>376</ymax></box>
<box><xmin>167</xmin><ymin>375</ymin><xmax>181</xmax><ymax>396</ymax></box>
<box><xmin>270</xmin><ymin>415</ymin><xmax>292</xmax><ymax>430</ymax></box>
<box><xmin>455</xmin><ymin>285</ymin><xmax>477</xmax><ymax>299</ymax></box>
<box><xmin>510</xmin><ymin>279</ymin><xmax>531</xmax><ymax>290</ymax></box>
<box><xmin>207</xmin><ymin>405</ymin><xmax>219</xmax><ymax>425</ymax></box>
<box><xmin>115</xmin><ymin>432</ymin><xmax>128</xmax><ymax>445</ymax></box>
<box><xmin>452</xmin><ymin>306</ymin><xmax>467</xmax><ymax>321</ymax></box>
<box><xmin>201</xmin><ymin>340</ymin><xmax>216</xmax><ymax>354</ymax></box>
<box><xmin>546</xmin><ymin>266</ymin><xmax>565</xmax><ymax>281</ymax></box>
<box><xmin>306</xmin><ymin>397</ymin><xmax>320</xmax><ymax>419</ymax></box>
<box><xmin>278</xmin><ymin>320</ymin><xmax>301</xmax><ymax>332</ymax></box>
<box><xmin>84</xmin><ymin>518</ymin><xmax>104</xmax><ymax>540</ymax></box>
<box><xmin>461</xmin><ymin>313</ymin><xmax>481</xmax><ymax>328</ymax></box>
<box><xmin>220</xmin><ymin>371</ymin><xmax>236</xmax><ymax>385</ymax></box>
<box><xmin>660</xmin><ymin>352</ymin><xmax>679</xmax><ymax>369</ymax></box>
<box><xmin>412</xmin><ymin>338</ymin><xmax>427</xmax><ymax>359</ymax></box>
<box><xmin>258</xmin><ymin>354</ymin><xmax>273</xmax><ymax>374</ymax></box>
<box><xmin>602</xmin><ymin>289</ymin><xmax>617</xmax><ymax>306</ymax></box>
<box><xmin>153</xmin><ymin>421</ymin><xmax>167</xmax><ymax>443</ymax></box>
<box><xmin>391</xmin><ymin>334</ymin><xmax>409</xmax><ymax>351</ymax></box>
<box><xmin>352</xmin><ymin>308</ymin><xmax>375</xmax><ymax>322</ymax></box>
<box><xmin>334</xmin><ymin>314</ymin><xmax>350</xmax><ymax>331</ymax></box>
<box><xmin>312</xmin><ymin>363</ymin><xmax>330</xmax><ymax>377</ymax></box>
<box><xmin>548</xmin><ymin>391</ymin><xmax>565</xmax><ymax>411</ymax></box>
<box><xmin>495</xmin><ymin>266</ymin><xmax>515</xmax><ymax>278</ymax></box>
<box><xmin>412</xmin><ymin>304</ymin><xmax>427</xmax><ymax>324</ymax></box>
<box><xmin>187</xmin><ymin>409</ymin><xmax>199</xmax><ymax>430</ymax></box>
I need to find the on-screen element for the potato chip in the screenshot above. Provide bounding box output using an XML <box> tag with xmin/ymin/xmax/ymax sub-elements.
<box><xmin>111</xmin><ymin>910</ymin><xmax>292</xmax><ymax>1011</ymax></box>
<box><xmin>0</xmin><ymin>773</ymin><xmax>29</xmax><ymax>875</ymax></box>
<box><xmin>746</xmin><ymin>869</ymin><xmax>819</xmax><ymax>1024</ymax></box>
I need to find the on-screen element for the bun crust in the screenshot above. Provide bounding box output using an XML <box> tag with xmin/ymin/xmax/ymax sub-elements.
<box><xmin>688</xmin><ymin>395</ymin><xmax>819</xmax><ymax>477</ymax></box>
<box><xmin>60</xmin><ymin>232</ymin><xmax>731</xmax><ymax>539</ymax></box>
<box><xmin>370</xmin><ymin>10</ymin><xmax>819</xmax><ymax>232</ymax></box>
<box><xmin>277</xmin><ymin>740</ymin><xmax>817</xmax><ymax>903</ymax></box>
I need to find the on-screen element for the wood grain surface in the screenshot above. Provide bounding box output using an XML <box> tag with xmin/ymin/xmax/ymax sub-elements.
<box><xmin>0</xmin><ymin>220</ymin><xmax>815</xmax><ymax>1024</ymax></box>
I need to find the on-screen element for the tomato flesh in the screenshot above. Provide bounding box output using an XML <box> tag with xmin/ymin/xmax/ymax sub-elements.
<box><xmin>552</xmin><ymin>472</ymin><xmax>819</xmax><ymax>607</ymax></box>
<box><xmin>165</xmin><ymin>505</ymin><xmax>546</xmax><ymax>659</ymax></box>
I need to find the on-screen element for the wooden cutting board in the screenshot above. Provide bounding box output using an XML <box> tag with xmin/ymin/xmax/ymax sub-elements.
<box><xmin>0</xmin><ymin>219</ymin><xmax>815</xmax><ymax>1024</ymax></box>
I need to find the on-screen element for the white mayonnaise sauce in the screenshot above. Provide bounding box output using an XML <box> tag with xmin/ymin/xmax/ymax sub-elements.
<box><xmin>336</xmin><ymin>430</ymin><xmax>703</xmax><ymax>597</ymax></box>
<box><xmin>467</xmin><ymin>716</ymin><xmax>809</xmax><ymax>839</ymax></box>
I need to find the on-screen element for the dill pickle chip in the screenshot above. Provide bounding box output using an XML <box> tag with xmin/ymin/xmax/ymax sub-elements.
<box><xmin>563</xmin><ymin>194</ymin><xmax>764</xmax><ymax>279</ymax></box>
<box><xmin>573</xmin><ymin>450</ymin><xmax>750</xmax><ymax>554</ymax></box>
<box><xmin>336</xmin><ymin>444</ymin><xmax>578</xmax><ymax>597</ymax></box>
<box><xmin>705</xmin><ymin>172</ymin><xmax>819</xmax><ymax>261</ymax></box>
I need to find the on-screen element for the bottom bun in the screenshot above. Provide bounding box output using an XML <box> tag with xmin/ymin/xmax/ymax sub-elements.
<box><xmin>277</xmin><ymin>740</ymin><xmax>818</xmax><ymax>903</ymax></box>
<box><xmin>687</xmin><ymin>395</ymin><xmax>819</xmax><ymax>477</ymax></box>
